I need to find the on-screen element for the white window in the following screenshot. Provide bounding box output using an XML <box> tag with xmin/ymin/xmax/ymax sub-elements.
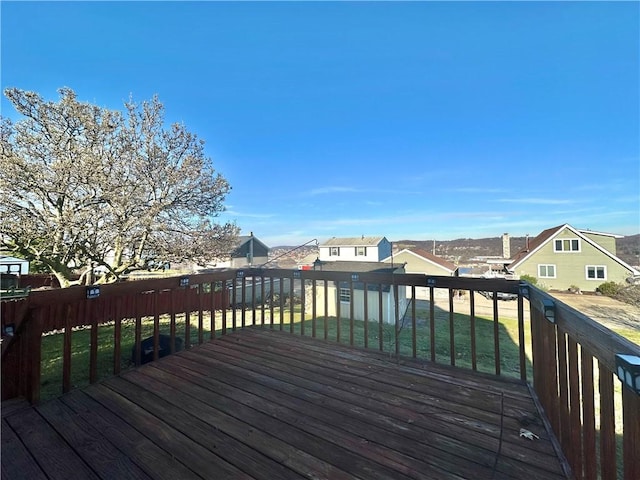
<box><xmin>330</xmin><ymin>247</ymin><xmax>340</xmax><ymax>256</ymax></box>
<box><xmin>356</xmin><ymin>246</ymin><xmax>366</xmax><ymax>256</ymax></box>
<box><xmin>554</xmin><ymin>238</ymin><xmax>580</xmax><ymax>252</ymax></box>
<box><xmin>339</xmin><ymin>288</ymin><xmax>351</xmax><ymax>303</ymax></box>
<box><xmin>538</xmin><ymin>264</ymin><xmax>556</xmax><ymax>278</ymax></box>
<box><xmin>586</xmin><ymin>265</ymin><xmax>606</xmax><ymax>280</ymax></box>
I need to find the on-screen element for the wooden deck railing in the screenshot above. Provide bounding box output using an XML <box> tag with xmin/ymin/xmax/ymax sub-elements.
<box><xmin>525</xmin><ymin>285</ymin><xmax>640</xmax><ymax>480</ymax></box>
<box><xmin>1</xmin><ymin>268</ymin><xmax>638</xmax><ymax>478</ymax></box>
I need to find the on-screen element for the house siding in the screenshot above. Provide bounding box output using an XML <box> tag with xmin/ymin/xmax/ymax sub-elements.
<box><xmin>313</xmin><ymin>281</ymin><xmax>407</xmax><ymax>324</ymax></box>
<box><xmin>581</xmin><ymin>232</ymin><xmax>617</xmax><ymax>254</ymax></box>
<box><xmin>387</xmin><ymin>251</ymin><xmax>455</xmax><ymax>276</ymax></box>
<box><xmin>319</xmin><ymin>237</ymin><xmax>392</xmax><ymax>262</ymax></box>
<box><xmin>513</xmin><ymin>227</ymin><xmax>631</xmax><ymax>291</ymax></box>
<box><xmin>385</xmin><ymin>250</ymin><xmax>454</xmax><ymax>300</ymax></box>
<box><xmin>377</xmin><ymin>239</ymin><xmax>392</xmax><ymax>261</ymax></box>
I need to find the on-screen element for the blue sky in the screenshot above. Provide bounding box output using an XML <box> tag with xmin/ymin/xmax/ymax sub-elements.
<box><xmin>2</xmin><ymin>1</ymin><xmax>639</xmax><ymax>247</ymax></box>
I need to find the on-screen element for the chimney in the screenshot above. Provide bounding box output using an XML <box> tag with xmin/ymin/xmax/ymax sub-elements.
<box><xmin>502</xmin><ymin>233</ymin><xmax>510</xmax><ymax>259</ymax></box>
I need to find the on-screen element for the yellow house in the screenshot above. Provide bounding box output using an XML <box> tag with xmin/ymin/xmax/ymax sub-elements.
<box><xmin>383</xmin><ymin>247</ymin><xmax>458</xmax><ymax>300</ymax></box>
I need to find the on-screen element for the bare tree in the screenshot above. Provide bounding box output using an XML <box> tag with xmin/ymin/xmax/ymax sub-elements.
<box><xmin>0</xmin><ymin>87</ymin><xmax>238</xmax><ymax>286</ymax></box>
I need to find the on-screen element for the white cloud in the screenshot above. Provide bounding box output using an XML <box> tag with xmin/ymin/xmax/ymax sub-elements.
<box><xmin>307</xmin><ymin>186</ymin><xmax>361</xmax><ymax>195</ymax></box>
<box><xmin>497</xmin><ymin>198</ymin><xmax>574</xmax><ymax>205</ymax></box>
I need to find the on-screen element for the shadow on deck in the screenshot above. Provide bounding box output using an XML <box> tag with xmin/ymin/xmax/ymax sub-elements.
<box><xmin>2</xmin><ymin>327</ymin><xmax>570</xmax><ymax>480</ymax></box>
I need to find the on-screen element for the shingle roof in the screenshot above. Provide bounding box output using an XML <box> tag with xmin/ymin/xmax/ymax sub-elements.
<box><xmin>405</xmin><ymin>248</ymin><xmax>457</xmax><ymax>272</ymax></box>
<box><xmin>321</xmin><ymin>236</ymin><xmax>386</xmax><ymax>247</ymax></box>
<box><xmin>311</xmin><ymin>260</ymin><xmax>403</xmax><ymax>274</ymax></box>
<box><xmin>233</xmin><ymin>235</ymin><xmax>270</xmax><ymax>250</ymax></box>
<box><xmin>507</xmin><ymin>224</ymin><xmax>639</xmax><ymax>274</ymax></box>
<box><xmin>507</xmin><ymin>225</ymin><xmax>564</xmax><ymax>268</ymax></box>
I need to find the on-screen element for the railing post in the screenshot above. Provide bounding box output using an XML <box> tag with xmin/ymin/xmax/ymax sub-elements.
<box><xmin>23</xmin><ymin>306</ymin><xmax>44</xmax><ymax>404</ymax></box>
<box><xmin>622</xmin><ymin>385</ymin><xmax>640</xmax><ymax>480</ymax></box>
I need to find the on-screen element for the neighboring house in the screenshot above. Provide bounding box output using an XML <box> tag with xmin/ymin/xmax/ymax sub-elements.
<box><xmin>383</xmin><ymin>248</ymin><xmax>458</xmax><ymax>276</ymax></box>
<box><xmin>507</xmin><ymin>224</ymin><xmax>639</xmax><ymax>291</ymax></box>
<box><xmin>318</xmin><ymin>236</ymin><xmax>392</xmax><ymax>263</ymax></box>
<box><xmin>309</xmin><ymin>260</ymin><xmax>407</xmax><ymax>325</ymax></box>
<box><xmin>382</xmin><ymin>248</ymin><xmax>458</xmax><ymax>300</ymax></box>
<box><xmin>205</xmin><ymin>233</ymin><xmax>270</xmax><ymax>269</ymax></box>
<box><xmin>229</xmin><ymin>233</ymin><xmax>270</xmax><ymax>268</ymax></box>
<box><xmin>0</xmin><ymin>256</ymin><xmax>29</xmax><ymax>275</ymax></box>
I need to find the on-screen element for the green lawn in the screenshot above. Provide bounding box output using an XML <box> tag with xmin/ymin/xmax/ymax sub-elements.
<box><xmin>40</xmin><ymin>307</ymin><xmax>531</xmax><ymax>401</ymax></box>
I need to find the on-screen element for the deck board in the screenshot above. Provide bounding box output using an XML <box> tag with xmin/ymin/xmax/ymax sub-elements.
<box><xmin>2</xmin><ymin>327</ymin><xmax>570</xmax><ymax>480</ymax></box>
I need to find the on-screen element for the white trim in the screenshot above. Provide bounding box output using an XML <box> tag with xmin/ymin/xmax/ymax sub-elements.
<box><xmin>538</xmin><ymin>264</ymin><xmax>557</xmax><ymax>279</ymax></box>
<box><xmin>339</xmin><ymin>287</ymin><xmax>351</xmax><ymax>303</ymax></box>
<box><xmin>553</xmin><ymin>238</ymin><xmax>581</xmax><ymax>253</ymax></box>
<box><xmin>578</xmin><ymin>229</ymin><xmax>624</xmax><ymax>239</ymax></box>
<box><xmin>585</xmin><ymin>265</ymin><xmax>607</xmax><ymax>281</ymax></box>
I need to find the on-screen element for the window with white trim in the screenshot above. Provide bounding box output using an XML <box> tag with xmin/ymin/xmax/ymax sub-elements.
<box><xmin>586</xmin><ymin>265</ymin><xmax>606</xmax><ymax>280</ymax></box>
<box><xmin>330</xmin><ymin>247</ymin><xmax>340</xmax><ymax>257</ymax></box>
<box><xmin>554</xmin><ymin>238</ymin><xmax>580</xmax><ymax>252</ymax></box>
<box><xmin>339</xmin><ymin>288</ymin><xmax>351</xmax><ymax>303</ymax></box>
<box><xmin>356</xmin><ymin>246</ymin><xmax>366</xmax><ymax>256</ymax></box>
<box><xmin>538</xmin><ymin>264</ymin><xmax>556</xmax><ymax>278</ymax></box>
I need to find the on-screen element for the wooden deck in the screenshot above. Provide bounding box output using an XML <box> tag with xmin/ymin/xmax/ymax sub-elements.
<box><xmin>1</xmin><ymin>328</ymin><xmax>570</xmax><ymax>480</ymax></box>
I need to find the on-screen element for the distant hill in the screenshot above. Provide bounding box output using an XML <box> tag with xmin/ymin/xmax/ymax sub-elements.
<box><xmin>396</xmin><ymin>234</ymin><xmax>640</xmax><ymax>267</ymax></box>
<box><xmin>269</xmin><ymin>233</ymin><xmax>640</xmax><ymax>269</ymax></box>
<box><xmin>393</xmin><ymin>237</ymin><xmax>527</xmax><ymax>265</ymax></box>
<box><xmin>617</xmin><ymin>234</ymin><xmax>640</xmax><ymax>267</ymax></box>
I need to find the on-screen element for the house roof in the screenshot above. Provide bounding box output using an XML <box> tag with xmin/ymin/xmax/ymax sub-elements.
<box><xmin>508</xmin><ymin>225</ymin><xmax>562</xmax><ymax>268</ymax></box>
<box><xmin>383</xmin><ymin>248</ymin><xmax>457</xmax><ymax>273</ymax></box>
<box><xmin>311</xmin><ymin>260</ymin><xmax>404</xmax><ymax>274</ymax></box>
<box><xmin>0</xmin><ymin>256</ymin><xmax>29</xmax><ymax>264</ymax></box>
<box><xmin>577</xmin><ymin>229</ymin><xmax>624</xmax><ymax>239</ymax></box>
<box><xmin>508</xmin><ymin>224</ymin><xmax>639</xmax><ymax>274</ymax></box>
<box><xmin>320</xmin><ymin>236</ymin><xmax>387</xmax><ymax>247</ymax></box>
<box><xmin>233</xmin><ymin>235</ymin><xmax>270</xmax><ymax>252</ymax></box>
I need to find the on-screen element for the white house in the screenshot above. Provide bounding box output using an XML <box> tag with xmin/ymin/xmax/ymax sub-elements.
<box><xmin>0</xmin><ymin>256</ymin><xmax>29</xmax><ymax>275</ymax></box>
<box><xmin>319</xmin><ymin>236</ymin><xmax>392</xmax><ymax>262</ymax></box>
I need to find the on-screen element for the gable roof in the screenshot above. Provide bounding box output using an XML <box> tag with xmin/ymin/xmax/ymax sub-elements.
<box><xmin>508</xmin><ymin>225</ymin><xmax>563</xmax><ymax>268</ymax></box>
<box><xmin>233</xmin><ymin>235</ymin><xmax>270</xmax><ymax>252</ymax></box>
<box><xmin>321</xmin><ymin>236</ymin><xmax>387</xmax><ymax>247</ymax></box>
<box><xmin>383</xmin><ymin>248</ymin><xmax>457</xmax><ymax>273</ymax></box>
<box><xmin>0</xmin><ymin>256</ymin><xmax>29</xmax><ymax>264</ymax></box>
<box><xmin>312</xmin><ymin>260</ymin><xmax>404</xmax><ymax>274</ymax></box>
<box><xmin>508</xmin><ymin>224</ymin><xmax>639</xmax><ymax>274</ymax></box>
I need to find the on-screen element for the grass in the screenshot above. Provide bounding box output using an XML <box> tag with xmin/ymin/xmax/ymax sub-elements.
<box><xmin>40</xmin><ymin>305</ymin><xmax>531</xmax><ymax>401</ymax></box>
<box><xmin>41</xmin><ymin>313</ymin><xmax>217</xmax><ymax>400</ymax></box>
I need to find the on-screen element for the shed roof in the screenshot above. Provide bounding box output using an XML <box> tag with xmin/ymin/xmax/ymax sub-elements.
<box><xmin>0</xmin><ymin>256</ymin><xmax>29</xmax><ymax>264</ymax></box>
<box><xmin>311</xmin><ymin>260</ymin><xmax>404</xmax><ymax>274</ymax></box>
